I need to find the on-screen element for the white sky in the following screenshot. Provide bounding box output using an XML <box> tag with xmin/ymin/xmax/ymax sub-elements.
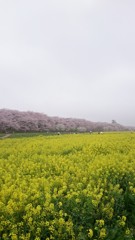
<box><xmin>0</xmin><ymin>0</ymin><xmax>135</xmax><ymax>126</ymax></box>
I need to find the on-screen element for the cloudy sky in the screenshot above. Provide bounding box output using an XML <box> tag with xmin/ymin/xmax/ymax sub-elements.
<box><xmin>0</xmin><ymin>0</ymin><xmax>135</xmax><ymax>126</ymax></box>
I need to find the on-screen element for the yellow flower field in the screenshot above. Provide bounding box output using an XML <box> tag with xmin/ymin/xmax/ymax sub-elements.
<box><xmin>0</xmin><ymin>133</ymin><xmax>135</xmax><ymax>239</ymax></box>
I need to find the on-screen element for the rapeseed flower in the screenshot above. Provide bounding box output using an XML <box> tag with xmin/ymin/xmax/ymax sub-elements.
<box><xmin>99</xmin><ymin>228</ymin><xmax>106</xmax><ymax>239</ymax></box>
<box><xmin>88</xmin><ymin>229</ymin><xmax>93</xmax><ymax>238</ymax></box>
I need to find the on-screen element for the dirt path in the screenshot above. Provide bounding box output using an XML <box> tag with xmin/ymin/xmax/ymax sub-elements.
<box><xmin>0</xmin><ymin>134</ymin><xmax>12</xmax><ymax>139</ymax></box>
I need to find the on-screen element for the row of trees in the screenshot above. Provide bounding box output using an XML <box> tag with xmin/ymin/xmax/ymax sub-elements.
<box><xmin>0</xmin><ymin>109</ymin><xmax>129</xmax><ymax>133</ymax></box>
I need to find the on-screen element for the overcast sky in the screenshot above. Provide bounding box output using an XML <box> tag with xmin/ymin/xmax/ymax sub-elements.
<box><xmin>0</xmin><ymin>0</ymin><xmax>135</xmax><ymax>126</ymax></box>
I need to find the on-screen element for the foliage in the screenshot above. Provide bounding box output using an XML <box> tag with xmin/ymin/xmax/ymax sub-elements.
<box><xmin>0</xmin><ymin>109</ymin><xmax>129</xmax><ymax>133</ymax></box>
<box><xmin>0</xmin><ymin>133</ymin><xmax>135</xmax><ymax>239</ymax></box>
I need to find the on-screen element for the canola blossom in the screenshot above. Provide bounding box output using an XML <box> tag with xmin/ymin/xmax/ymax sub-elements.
<box><xmin>0</xmin><ymin>132</ymin><xmax>135</xmax><ymax>239</ymax></box>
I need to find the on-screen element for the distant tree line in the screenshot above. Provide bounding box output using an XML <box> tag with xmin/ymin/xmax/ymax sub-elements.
<box><xmin>0</xmin><ymin>109</ymin><xmax>130</xmax><ymax>133</ymax></box>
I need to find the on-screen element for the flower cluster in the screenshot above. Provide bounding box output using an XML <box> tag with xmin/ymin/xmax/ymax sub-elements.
<box><xmin>0</xmin><ymin>132</ymin><xmax>135</xmax><ymax>239</ymax></box>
